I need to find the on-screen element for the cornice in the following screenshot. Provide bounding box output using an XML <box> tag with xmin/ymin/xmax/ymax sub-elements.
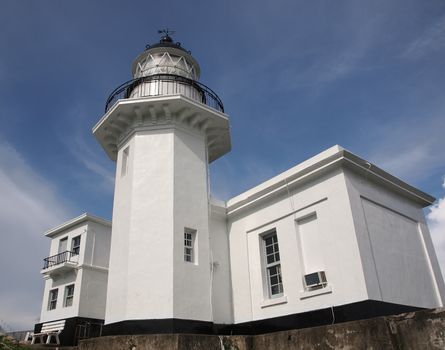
<box><xmin>44</xmin><ymin>213</ymin><xmax>111</xmax><ymax>238</ymax></box>
<box><xmin>226</xmin><ymin>146</ymin><xmax>435</xmax><ymax>218</ymax></box>
<box><xmin>93</xmin><ymin>95</ymin><xmax>231</xmax><ymax>163</ymax></box>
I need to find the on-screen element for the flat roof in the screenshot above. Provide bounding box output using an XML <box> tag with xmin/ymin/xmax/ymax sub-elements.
<box><xmin>226</xmin><ymin>145</ymin><xmax>435</xmax><ymax>215</ymax></box>
<box><xmin>44</xmin><ymin>213</ymin><xmax>111</xmax><ymax>238</ymax></box>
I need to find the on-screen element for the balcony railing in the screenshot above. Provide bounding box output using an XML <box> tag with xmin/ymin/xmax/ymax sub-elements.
<box><xmin>104</xmin><ymin>74</ymin><xmax>224</xmax><ymax>113</ymax></box>
<box><xmin>43</xmin><ymin>250</ymin><xmax>78</xmax><ymax>269</ymax></box>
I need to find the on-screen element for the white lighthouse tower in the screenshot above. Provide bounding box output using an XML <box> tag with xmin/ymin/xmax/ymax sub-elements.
<box><xmin>93</xmin><ymin>31</ymin><xmax>231</xmax><ymax>334</ymax></box>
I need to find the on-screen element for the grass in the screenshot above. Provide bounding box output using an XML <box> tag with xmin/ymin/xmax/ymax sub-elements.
<box><xmin>0</xmin><ymin>335</ymin><xmax>30</xmax><ymax>350</ymax></box>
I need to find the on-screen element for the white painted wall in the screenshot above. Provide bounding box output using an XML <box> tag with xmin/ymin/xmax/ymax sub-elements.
<box><xmin>40</xmin><ymin>270</ymin><xmax>80</xmax><ymax>323</ymax></box>
<box><xmin>106</xmin><ymin>125</ymin><xmax>214</xmax><ymax>324</ymax></box>
<box><xmin>173</xmin><ymin>128</ymin><xmax>212</xmax><ymax>322</ymax></box>
<box><xmin>344</xmin><ymin>169</ymin><xmax>445</xmax><ymax>308</ymax></box>
<box><xmin>227</xmin><ymin>169</ymin><xmax>368</xmax><ymax>323</ymax></box>
<box><xmin>105</xmin><ymin>136</ymin><xmax>135</xmax><ymax>324</ymax></box>
<box><xmin>106</xmin><ymin>130</ymin><xmax>175</xmax><ymax>323</ymax></box>
<box><xmin>78</xmin><ymin>221</ymin><xmax>111</xmax><ymax>320</ymax></box>
<box><xmin>209</xmin><ymin>201</ymin><xmax>233</xmax><ymax>324</ymax></box>
<box><xmin>78</xmin><ymin>268</ymin><xmax>108</xmax><ymax>320</ymax></box>
<box><xmin>297</xmin><ymin>213</ymin><xmax>325</xmax><ymax>274</ymax></box>
<box><xmin>83</xmin><ymin>221</ymin><xmax>111</xmax><ymax>268</ymax></box>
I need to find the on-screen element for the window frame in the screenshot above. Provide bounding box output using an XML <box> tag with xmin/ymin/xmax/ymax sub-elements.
<box><xmin>71</xmin><ymin>235</ymin><xmax>81</xmax><ymax>255</ymax></box>
<box><xmin>121</xmin><ymin>146</ymin><xmax>130</xmax><ymax>177</ymax></box>
<box><xmin>58</xmin><ymin>237</ymin><xmax>68</xmax><ymax>253</ymax></box>
<box><xmin>184</xmin><ymin>228</ymin><xmax>196</xmax><ymax>263</ymax></box>
<box><xmin>262</xmin><ymin>230</ymin><xmax>284</xmax><ymax>298</ymax></box>
<box><xmin>64</xmin><ymin>284</ymin><xmax>75</xmax><ymax>308</ymax></box>
<box><xmin>48</xmin><ymin>289</ymin><xmax>58</xmax><ymax>310</ymax></box>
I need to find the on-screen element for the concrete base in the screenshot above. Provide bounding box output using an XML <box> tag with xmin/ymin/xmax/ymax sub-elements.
<box><xmin>79</xmin><ymin>308</ymin><xmax>445</xmax><ymax>350</ymax></box>
<box><xmin>80</xmin><ymin>334</ymin><xmax>249</xmax><ymax>350</ymax></box>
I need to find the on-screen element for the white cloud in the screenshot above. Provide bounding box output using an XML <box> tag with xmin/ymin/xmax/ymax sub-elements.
<box><xmin>427</xmin><ymin>177</ymin><xmax>445</xmax><ymax>279</ymax></box>
<box><xmin>0</xmin><ymin>142</ymin><xmax>72</xmax><ymax>330</ymax></box>
<box><xmin>211</xmin><ymin>155</ymin><xmax>278</xmax><ymax>200</ymax></box>
<box><xmin>368</xmin><ymin>115</ymin><xmax>445</xmax><ymax>184</ymax></box>
<box><xmin>402</xmin><ymin>14</ymin><xmax>445</xmax><ymax>60</ymax></box>
<box><xmin>67</xmin><ymin>131</ymin><xmax>115</xmax><ymax>193</ymax></box>
<box><xmin>58</xmin><ymin>105</ymin><xmax>115</xmax><ymax>195</ymax></box>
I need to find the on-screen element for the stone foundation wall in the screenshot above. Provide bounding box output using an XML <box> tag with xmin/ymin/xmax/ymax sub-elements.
<box><xmin>79</xmin><ymin>308</ymin><xmax>445</xmax><ymax>350</ymax></box>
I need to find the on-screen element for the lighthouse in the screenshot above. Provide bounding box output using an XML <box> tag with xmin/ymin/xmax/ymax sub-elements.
<box><xmin>35</xmin><ymin>30</ymin><xmax>445</xmax><ymax>347</ymax></box>
<box><xmin>93</xmin><ymin>31</ymin><xmax>231</xmax><ymax>333</ymax></box>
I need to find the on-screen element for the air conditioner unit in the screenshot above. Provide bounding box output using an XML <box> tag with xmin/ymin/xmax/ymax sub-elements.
<box><xmin>304</xmin><ymin>271</ymin><xmax>327</xmax><ymax>289</ymax></box>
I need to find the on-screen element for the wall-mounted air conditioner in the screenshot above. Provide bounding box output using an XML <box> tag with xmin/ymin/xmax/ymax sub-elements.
<box><xmin>304</xmin><ymin>271</ymin><xmax>327</xmax><ymax>289</ymax></box>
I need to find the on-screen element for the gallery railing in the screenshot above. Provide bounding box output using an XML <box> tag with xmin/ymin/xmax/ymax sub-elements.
<box><xmin>104</xmin><ymin>74</ymin><xmax>224</xmax><ymax>113</ymax></box>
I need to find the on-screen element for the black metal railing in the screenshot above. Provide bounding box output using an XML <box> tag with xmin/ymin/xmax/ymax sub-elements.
<box><xmin>43</xmin><ymin>250</ymin><xmax>78</xmax><ymax>269</ymax></box>
<box><xmin>104</xmin><ymin>74</ymin><xmax>224</xmax><ymax>113</ymax></box>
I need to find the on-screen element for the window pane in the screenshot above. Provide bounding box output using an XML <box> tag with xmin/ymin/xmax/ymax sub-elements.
<box><xmin>270</xmin><ymin>276</ymin><xmax>278</xmax><ymax>285</ymax></box>
<box><xmin>269</xmin><ymin>265</ymin><xmax>277</xmax><ymax>275</ymax></box>
<box><xmin>271</xmin><ymin>285</ymin><xmax>279</xmax><ymax>295</ymax></box>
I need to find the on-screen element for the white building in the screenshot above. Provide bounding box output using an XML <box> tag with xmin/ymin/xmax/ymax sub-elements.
<box><xmin>37</xmin><ymin>214</ymin><xmax>111</xmax><ymax>344</ymax></box>
<box><xmin>220</xmin><ymin>145</ymin><xmax>444</xmax><ymax>332</ymax></box>
<box><xmin>36</xmin><ymin>33</ymin><xmax>445</xmax><ymax>343</ymax></box>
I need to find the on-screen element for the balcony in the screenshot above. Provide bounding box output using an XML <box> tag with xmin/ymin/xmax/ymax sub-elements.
<box><xmin>41</xmin><ymin>250</ymin><xmax>79</xmax><ymax>276</ymax></box>
<box><xmin>104</xmin><ymin>74</ymin><xmax>224</xmax><ymax>113</ymax></box>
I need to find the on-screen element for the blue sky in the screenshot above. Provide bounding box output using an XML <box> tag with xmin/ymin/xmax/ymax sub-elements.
<box><xmin>1</xmin><ymin>0</ymin><xmax>445</xmax><ymax>330</ymax></box>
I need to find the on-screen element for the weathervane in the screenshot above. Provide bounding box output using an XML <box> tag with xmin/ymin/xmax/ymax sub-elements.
<box><xmin>158</xmin><ymin>28</ymin><xmax>175</xmax><ymax>38</ymax></box>
<box><xmin>145</xmin><ymin>28</ymin><xmax>185</xmax><ymax>51</ymax></box>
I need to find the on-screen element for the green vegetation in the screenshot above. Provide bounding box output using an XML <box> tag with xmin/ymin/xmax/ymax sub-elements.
<box><xmin>0</xmin><ymin>335</ymin><xmax>30</xmax><ymax>350</ymax></box>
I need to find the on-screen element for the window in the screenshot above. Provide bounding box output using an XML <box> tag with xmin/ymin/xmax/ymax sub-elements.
<box><xmin>48</xmin><ymin>289</ymin><xmax>58</xmax><ymax>310</ymax></box>
<box><xmin>57</xmin><ymin>237</ymin><xmax>68</xmax><ymax>264</ymax></box>
<box><xmin>121</xmin><ymin>146</ymin><xmax>129</xmax><ymax>177</ymax></box>
<box><xmin>184</xmin><ymin>228</ymin><xmax>196</xmax><ymax>263</ymax></box>
<box><xmin>72</xmin><ymin>236</ymin><xmax>81</xmax><ymax>255</ymax></box>
<box><xmin>64</xmin><ymin>284</ymin><xmax>75</xmax><ymax>307</ymax></box>
<box><xmin>263</xmin><ymin>231</ymin><xmax>283</xmax><ymax>297</ymax></box>
<box><xmin>58</xmin><ymin>237</ymin><xmax>68</xmax><ymax>253</ymax></box>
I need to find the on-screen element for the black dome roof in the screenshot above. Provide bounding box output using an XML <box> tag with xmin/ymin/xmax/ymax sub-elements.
<box><xmin>145</xmin><ymin>34</ymin><xmax>190</xmax><ymax>54</ymax></box>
